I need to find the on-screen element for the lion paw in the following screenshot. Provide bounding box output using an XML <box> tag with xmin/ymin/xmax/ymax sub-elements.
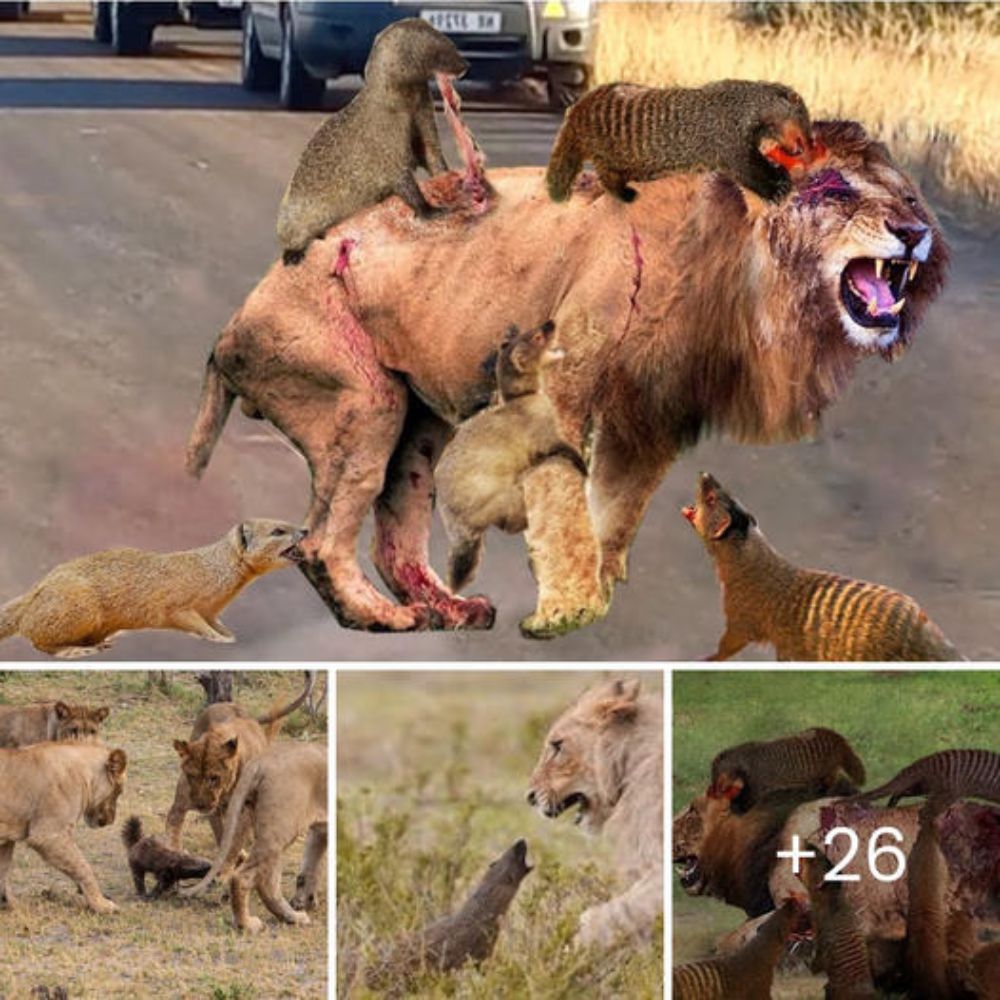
<box><xmin>239</xmin><ymin>916</ymin><xmax>265</xmax><ymax>934</ymax></box>
<box><xmin>288</xmin><ymin>910</ymin><xmax>311</xmax><ymax>926</ymax></box>
<box><xmin>89</xmin><ymin>896</ymin><xmax>118</xmax><ymax>914</ymax></box>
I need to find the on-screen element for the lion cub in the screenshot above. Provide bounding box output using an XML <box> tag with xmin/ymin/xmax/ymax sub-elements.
<box><xmin>0</xmin><ymin>700</ymin><xmax>109</xmax><ymax>747</ymax></box>
<box><xmin>436</xmin><ymin>320</ymin><xmax>586</xmax><ymax>593</ymax></box>
<box><xmin>0</xmin><ymin>519</ymin><xmax>305</xmax><ymax>656</ymax></box>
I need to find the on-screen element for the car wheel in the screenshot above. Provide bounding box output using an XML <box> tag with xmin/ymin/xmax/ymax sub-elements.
<box><xmin>110</xmin><ymin>1</ymin><xmax>153</xmax><ymax>57</ymax></box>
<box><xmin>241</xmin><ymin>5</ymin><xmax>279</xmax><ymax>92</ymax></box>
<box><xmin>93</xmin><ymin>1</ymin><xmax>111</xmax><ymax>43</ymax></box>
<box><xmin>279</xmin><ymin>7</ymin><xmax>325</xmax><ymax>110</ymax></box>
<box><xmin>547</xmin><ymin>63</ymin><xmax>590</xmax><ymax>110</ymax></box>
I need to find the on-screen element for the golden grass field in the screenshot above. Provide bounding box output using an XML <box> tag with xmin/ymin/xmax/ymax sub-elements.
<box><xmin>337</xmin><ymin>670</ymin><xmax>663</xmax><ymax>999</ymax></box>
<box><xmin>0</xmin><ymin>670</ymin><xmax>327</xmax><ymax>1000</ymax></box>
<box><xmin>594</xmin><ymin>2</ymin><xmax>999</xmax><ymax>205</ymax></box>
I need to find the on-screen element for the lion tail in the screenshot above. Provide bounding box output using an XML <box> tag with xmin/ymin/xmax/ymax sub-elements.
<box><xmin>545</xmin><ymin>124</ymin><xmax>585</xmax><ymax>203</ymax></box>
<box><xmin>0</xmin><ymin>595</ymin><xmax>25</xmax><ymax>641</ymax></box>
<box><xmin>185</xmin><ymin>352</ymin><xmax>236</xmax><ymax>479</ymax></box>
<box><xmin>256</xmin><ymin>671</ymin><xmax>316</xmax><ymax>731</ymax></box>
<box><xmin>121</xmin><ymin>815</ymin><xmax>143</xmax><ymax>850</ymax></box>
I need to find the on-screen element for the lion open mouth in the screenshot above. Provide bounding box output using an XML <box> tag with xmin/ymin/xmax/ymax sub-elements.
<box><xmin>674</xmin><ymin>855</ymin><xmax>704</xmax><ymax>892</ymax></box>
<box><xmin>840</xmin><ymin>257</ymin><xmax>918</xmax><ymax>331</ymax></box>
<box><xmin>549</xmin><ymin>791</ymin><xmax>590</xmax><ymax>824</ymax></box>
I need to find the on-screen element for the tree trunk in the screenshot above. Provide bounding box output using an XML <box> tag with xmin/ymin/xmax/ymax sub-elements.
<box><xmin>196</xmin><ymin>671</ymin><xmax>234</xmax><ymax>704</ymax></box>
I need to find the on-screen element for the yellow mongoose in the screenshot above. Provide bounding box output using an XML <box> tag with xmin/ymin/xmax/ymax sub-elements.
<box><xmin>682</xmin><ymin>472</ymin><xmax>960</xmax><ymax>661</ymax></box>
<box><xmin>435</xmin><ymin>320</ymin><xmax>586</xmax><ymax>592</ymax></box>
<box><xmin>546</xmin><ymin>79</ymin><xmax>820</xmax><ymax>204</ymax></box>
<box><xmin>0</xmin><ymin>520</ymin><xmax>305</xmax><ymax>656</ymax></box>
<box><xmin>0</xmin><ymin>701</ymin><xmax>109</xmax><ymax>747</ymax></box>
<box><xmin>277</xmin><ymin>18</ymin><xmax>468</xmax><ymax>263</ymax></box>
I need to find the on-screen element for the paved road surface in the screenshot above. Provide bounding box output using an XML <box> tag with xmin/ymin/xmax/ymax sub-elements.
<box><xmin>1</xmin><ymin>13</ymin><xmax>998</xmax><ymax>661</ymax></box>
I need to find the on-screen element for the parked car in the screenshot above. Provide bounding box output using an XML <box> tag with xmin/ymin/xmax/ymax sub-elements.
<box><xmin>92</xmin><ymin>2</ymin><xmax>243</xmax><ymax>56</ymax></box>
<box><xmin>241</xmin><ymin>1</ymin><xmax>596</xmax><ymax>110</ymax></box>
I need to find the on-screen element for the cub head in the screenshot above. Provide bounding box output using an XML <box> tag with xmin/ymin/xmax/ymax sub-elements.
<box><xmin>526</xmin><ymin>678</ymin><xmax>641</xmax><ymax>834</ymax></box>
<box><xmin>53</xmin><ymin>701</ymin><xmax>109</xmax><ymax>742</ymax></box>
<box><xmin>232</xmin><ymin>519</ymin><xmax>307</xmax><ymax>573</ymax></box>
<box><xmin>681</xmin><ymin>472</ymin><xmax>757</xmax><ymax>547</ymax></box>
<box><xmin>173</xmin><ymin>731</ymin><xmax>242</xmax><ymax>812</ymax></box>
<box><xmin>84</xmin><ymin>748</ymin><xmax>127</xmax><ymax>828</ymax></box>
<box><xmin>496</xmin><ymin>319</ymin><xmax>560</xmax><ymax>400</ymax></box>
<box><xmin>367</xmin><ymin>18</ymin><xmax>469</xmax><ymax>84</ymax></box>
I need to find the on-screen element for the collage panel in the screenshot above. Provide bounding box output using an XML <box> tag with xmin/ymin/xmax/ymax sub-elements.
<box><xmin>672</xmin><ymin>669</ymin><xmax>1000</xmax><ymax>998</ymax></box>
<box><xmin>0</xmin><ymin>668</ymin><xmax>328</xmax><ymax>1000</ymax></box>
<box><xmin>336</xmin><ymin>670</ymin><xmax>664</xmax><ymax>998</ymax></box>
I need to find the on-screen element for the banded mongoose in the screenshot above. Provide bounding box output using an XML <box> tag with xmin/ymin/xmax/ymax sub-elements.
<box><xmin>435</xmin><ymin>320</ymin><xmax>587</xmax><ymax>592</ymax></box>
<box><xmin>0</xmin><ymin>520</ymin><xmax>305</xmax><ymax>656</ymax></box>
<box><xmin>0</xmin><ymin>701</ymin><xmax>108</xmax><ymax>747</ymax></box>
<box><xmin>710</xmin><ymin>728</ymin><xmax>866</xmax><ymax>812</ymax></box>
<box><xmin>545</xmin><ymin>79</ymin><xmax>821</xmax><ymax>204</ymax></box>
<box><xmin>801</xmin><ymin>848</ymin><xmax>877</xmax><ymax>999</ymax></box>
<box><xmin>672</xmin><ymin>899</ymin><xmax>799</xmax><ymax>999</ymax></box>
<box><xmin>276</xmin><ymin>18</ymin><xmax>469</xmax><ymax>263</ymax></box>
<box><xmin>852</xmin><ymin>749</ymin><xmax>1000</xmax><ymax>806</ymax></box>
<box><xmin>121</xmin><ymin>816</ymin><xmax>213</xmax><ymax>899</ymax></box>
<box><xmin>363</xmin><ymin>839</ymin><xmax>532</xmax><ymax>993</ymax></box>
<box><xmin>682</xmin><ymin>472</ymin><xmax>960</xmax><ymax>661</ymax></box>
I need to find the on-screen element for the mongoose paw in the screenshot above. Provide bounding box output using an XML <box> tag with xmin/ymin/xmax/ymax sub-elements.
<box><xmin>239</xmin><ymin>916</ymin><xmax>265</xmax><ymax>934</ymax></box>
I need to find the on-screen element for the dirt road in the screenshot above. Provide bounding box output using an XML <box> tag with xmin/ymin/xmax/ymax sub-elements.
<box><xmin>1</xmin><ymin>13</ymin><xmax>998</xmax><ymax>661</ymax></box>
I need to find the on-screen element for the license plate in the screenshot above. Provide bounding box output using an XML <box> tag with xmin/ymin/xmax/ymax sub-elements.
<box><xmin>421</xmin><ymin>9</ymin><xmax>502</xmax><ymax>34</ymax></box>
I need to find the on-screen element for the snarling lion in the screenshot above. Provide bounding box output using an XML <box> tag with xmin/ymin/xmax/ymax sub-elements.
<box><xmin>186</xmin><ymin>120</ymin><xmax>947</xmax><ymax>636</ymax></box>
<box><xmin>527</xmin><ymin>678</ymin><xmax>663</xmax><ymax>947</ymax></box>
<box><xmin>0</xmin><ymin>742</ymin><xmax>127</xmax><ymax>913</ymax></box>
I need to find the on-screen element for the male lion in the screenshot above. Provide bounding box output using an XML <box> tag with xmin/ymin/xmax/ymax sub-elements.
<box><xmin>527</xmin><ymin>678</ymin><xmax>663</xmax><ymax>946</ymax></box>
<box><xmin>182</xmin><ymin>741</ymin><xmax>327</xmax><ymax>933</ymax></box>
<box><xmin>0</xmin><ymin>743</ymin><xmax>127</xmax><ymax>913</ymax></box>
<box><xmin>186</xmin><ymin>120</ymin><xmax>947</xmax><ymax>637</ymax></box>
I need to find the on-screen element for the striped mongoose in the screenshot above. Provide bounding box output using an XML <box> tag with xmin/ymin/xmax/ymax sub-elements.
<box><xmin>682</xmin><ymin>472</ymin><xmax>960</xmax><ymax>661</ymax></box>
<box><xmin>852</xmin><ymin>749</ymin><xmax>1000</xmax><ymax>806</ymax></box>
<box><xmin>710</xmin><ymin>728</ymin><xmax>866</xmax><ymax>811</ymax></box>
<box><xmin>546</xmin><ymin>79</ymin><xmax>820</xmax><ymax>204</ymax></box>
<box><xmin>0</xmin><ymin>520</ymin><xmax>305</xmax><ymax>656</ymax></box>
<box><xmin>364</xmin><ymin>839</ymin><xmax>532</xmax><ymax>993</ymax></box>
<box><xmin>672</xmin><ymin>898</ymin><xmax>799</xmax><ymax>999</ymax></box>
<box><xmin>0</xmin><ymin>701</ymin><xmax>108</xmax><ymax>747</ymax></box>
<box><xmin>276</xmin><ymin>18</ymin><xmax>468</xmax><ymax>264</ymax></box>
<box><xmin>801</xmin><ymin>848</ymin><xmax>877</xmax><ymax>998</ymax></box>
<box><xmin>121</xmin><ymin>816</ymin><xmax>212</xmax><ymax>899</ymax></box>
<box><xmin>435</xmin><ymin>320</ymin><xmax>587</xmax><ymax>593</ymax></box>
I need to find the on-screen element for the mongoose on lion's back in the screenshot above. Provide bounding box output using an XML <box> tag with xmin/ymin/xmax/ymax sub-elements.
<box><xmin>277</xmin><ymin>18</ymin><xmax>468</xmax><ymax>263</ymax></box>
<box><xmin>672</xmin><ymin>899</ymin><xmax>799</xmax><ymax>999</ymax></box>
<box><xmin>710</xmin><ymin>727</ymin><xmax>865</xmax><ymax>811</ymax></box>
<box><xmin>682</xmin><ymin>473</ymin><xmax>960</xmax><ymax>661</ymax></box>
<box><xmin>435</xmin><ymin>320</ymin><xmax>587</xmax><ymax>593</ymax></box>
<box><xmin>546</xmin><ymin>79</ymin><xmax>820</xmax><ymax>204</ymax></box>
<box><xmin>0</xmin><ymin>520</ymin><xmax>305</xmax><ymax>656</ymax></box>
<box><xmin>853</xmin><ymin>749</ymin><xmax>1000</xmax><ymax>806</ymax></box>
<box><xmin>364</xmin><ymin>839</ymin><xmax>532</xmax><ymax>993</ymax></box>
<box><xmin>121</xmin><ymin>816</ymin><xmax>212</xmax><ymax>899</ymax></box>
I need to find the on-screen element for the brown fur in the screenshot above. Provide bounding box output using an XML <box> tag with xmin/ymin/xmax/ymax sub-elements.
<box><xmin>685</xmin><ymin>472</ymin><xmax>958</xmax><ymax>660</ymax></box>
<box><xmin>710</xmin><ymin>728</ymin><xmax>866</xmax><ymax>811</ymax></box>
<box><xmin>184</xmin><ymin>121</ymin><xmax>948</xmax><ymax>635</ymax></box>
<box><xmin>181</xmin><ymin>742</ymin><xmax>327</xmax><ymax>933</ymax></box>
<box><xmin>277</xmin><ymin>18</ymin><xmax>467</xmax><ymax>262</ymax></box>
<box><xmin>121</xmin><ymin>816</ymin><xmax>212</xmax><ymax>898</ymax></box>
<box><xmin>672</xmin><ymin>900</ymin><xmax>798</xmax><ymax>999</ymax></box>
<box><xmin>854</xmin><ymin>749</ymin><xmax>1000</xmax><ymax>807</ymax></box>
<box><xmin>971</xmin><ymin>943</ymin><xmax>1000</xmax><ymax>1000</ymax></box>
<box><xmin>547</xmin><ymin>79</ymin><xmax>816</xmax><ymax>204</ymax></box>
<box><xmin>527</xmin><ymin>678</ymin><xmax>662</xmax><ymax>946</ymax></box>
<box><xmin>0</xmin><ymin>700</ymin><xmax>108</xmax><ymax>748</ymax></box>
<box><xmin>0</xmin><ymin>520</ymin><xmax>305</xmax><ymax>656</ymax></box>
<box><xmin>0</xmin><ymin>743</ymin><xmax>126</xmax><ymax>913</ymax></box>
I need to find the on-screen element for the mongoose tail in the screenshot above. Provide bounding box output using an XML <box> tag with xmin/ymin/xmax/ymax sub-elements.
<box><xmin>851</xmin><ymin>749</ymin><xmax>1000</xmax><ymax>806</ymax></box>
<box><xmin>545</xmin><ymin>124</ymin><xmax>584</xmax><ymax>202</ymax></box>
<box><xmin>121</xmin><ymin>815</ymin><xmax>144</xmax><ymax>850</ymax></box>
<box><xmin>0</xmin><ymin>596</ymin><xmax>25</xmax><ymax>641</ymax></box>
<box><xmin>185</xmin><ymin>352</ymin><xmax>235</xmax><ymax>478</ymax></box>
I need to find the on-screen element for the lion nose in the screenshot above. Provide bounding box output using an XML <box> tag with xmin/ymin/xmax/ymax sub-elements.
<box><xmin>886</xmin><ymin>220</ymin><xmax>929</xmax><ymax>253</ymax></box>
<box><xmin>526</xmin><ymin>790</ymin><xmax>537</xmax><ymax>806</ymax></box>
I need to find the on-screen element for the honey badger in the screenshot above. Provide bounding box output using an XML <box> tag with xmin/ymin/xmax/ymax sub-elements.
<box><xmin>122</xmin><ymin>816</ymin><xmax>212</xmax><ymax>899</ymax></box>
<box><xmin>277</xmin><ymin>18</ymin><xmax>469</xmax><ymax>264</ymax></box>
<box><xmin>852</xmin><ymin>749</ymin><xmax>1000</xmax><ymax>807</ymax></box>
<box><xmin>546</xmin><ymin>79</ymin><xmax>821</xmax><ymax>204</ymax></box>
<box><xmin>0</xmin><ymin>520</ymin><xmax>306</xmax><ymax>656</ymax></box>
<box><xmin>682</xmin><ymin>473</ymin><xmax>959</xmax><ymax>661</ymax></box>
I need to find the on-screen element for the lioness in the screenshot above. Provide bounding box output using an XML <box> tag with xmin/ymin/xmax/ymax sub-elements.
<box><xmin>182</xmin><ymin>741</ymin><xmax>327</xmax><ymax>933</ymax></box>
<box><xmin>0</xmin><ymin>743</ymin><xmax>126</xmax><ymax>913</ymax></box>
<box><xmin>0</xmin><ymin>700</ymin><xmax>109</xmax><ymax>747</ymax></box>
<box><xmin>527</xmin><ymin>678</ymin><xmax>663</xmax><ymax>947</ymax></box>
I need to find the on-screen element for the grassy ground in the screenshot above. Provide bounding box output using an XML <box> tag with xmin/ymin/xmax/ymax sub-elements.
<box><xmin>594</xmin><ymin>2</ymin><xmax>999</xmax><ymax>206</ymax></box>
<box><xmin>0</xmin><ymin>670</ymin><xmax>327</xmax><ymax>1000</ymax></box>
<box><xmin>672</xmin><ymin>669</ymin><xmax>1000</xmax><ymax>999</ymax></box>
<box><xmin>337</xmin><ymin>670</ymin><xmax>663</xmax><ymax>999</ymax></box>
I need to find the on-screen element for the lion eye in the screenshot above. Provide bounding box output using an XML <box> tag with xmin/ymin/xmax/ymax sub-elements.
<box><xmin>550</xmin><ymin>739</ymin><xmax>563</xmax><ymax>755</ymax></box>
<box><xmin>905</xmin><ymin>195</ymin><xmax>918</xmax><ymax>207</ymax></box>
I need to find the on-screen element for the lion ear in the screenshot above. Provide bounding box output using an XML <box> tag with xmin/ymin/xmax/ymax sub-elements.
<box><xmin>712</xmin><ymin>776</ymin><xmax>745</xmax><ymax>801</ymax></box>
<box><xmin>173</xmin><ymin>740</ymin><xmax>190</xmax><ymax>758</ymax></box>
<box><xmin>54</xmin><ymin>701</ymin><xmax>71</xmax><ymax>720</ymax></box>
<box><xmin>223</xmin><ymin>737</ymin><xmax>239</xmax><ymax>758</ymax></box>
<box><xmin>106</xmin><ymin>749</ymin><xmax>127</xmax><ymax>779</ymax></box>
<box><xmin>596</xmin><ymin>678</ymin><xmax>641</xmax><ymax>724</ymax></box>
<box><xmin>94</xmin><ymin>706</ymin><xmax>110</xmax><ymax>723</ymax></box>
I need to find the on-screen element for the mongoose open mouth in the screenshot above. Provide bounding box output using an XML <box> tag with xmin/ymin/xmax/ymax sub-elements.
<box><xmin>840</xmin><ymin>256</ymin><xmax>918</xmax><ymax>333</ymax></box>
<box><xmin>280</xmin><ymin>544</ymin><xmax>305</xmax><ymax>563</ymax></box>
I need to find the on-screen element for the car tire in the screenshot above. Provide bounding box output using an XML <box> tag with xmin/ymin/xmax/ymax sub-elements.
<box><xmin>93</xmin><ymin>1</ymin><xmax>111</xmax><ymax>43</ymax></box>
<box><xmin>241</xmin><ymin>5</ymin><xmax>279</xmax><ymax>92</ymax></box>
<box><xmin>547</xmin><ymin>62</ymin><xmax>590</xmax><ymax>110</ymax></box>
<box><xmin>279</xmin><ymin>7</ymin><xmax>325</xmax><ymax>110</ymax></box>
<box><xmin>110</xmin><ymin>1</ymin><xmax>153</xmax><ymax>57</ymax></box>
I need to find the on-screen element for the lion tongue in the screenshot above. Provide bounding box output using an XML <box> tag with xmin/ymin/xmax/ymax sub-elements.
<box><xmin>847</xmin><ymin>259</ymin><xmax>895</xmax><ymax>314</ymax></box>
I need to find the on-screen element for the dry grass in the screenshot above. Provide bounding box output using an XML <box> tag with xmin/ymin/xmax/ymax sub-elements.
<box><xmin>0</xmin><ymin>670</ymin><xmax>327</xmax><ymax>1000</ymax></box>
<box><xmin>594</xmin><ymin>2</ymin><xmax>999</xmax><ymax>204</ymax></box>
